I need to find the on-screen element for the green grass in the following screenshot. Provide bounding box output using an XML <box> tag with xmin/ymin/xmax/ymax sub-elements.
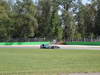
<box><xmin>65</xmin><ymin>41</ymin><xmax>100</xmax><ymax>45</ymax></box>
<box><xmin>0</xmin><ymin>48</ymin><xmax>100</xmax><ymax>75</ymax></box>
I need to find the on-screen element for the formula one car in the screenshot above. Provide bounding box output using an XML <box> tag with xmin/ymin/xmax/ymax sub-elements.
<box><xmin>40</xmin><ymin>44</ymin><xmax>60</xmax><ymax>49</ymax></box>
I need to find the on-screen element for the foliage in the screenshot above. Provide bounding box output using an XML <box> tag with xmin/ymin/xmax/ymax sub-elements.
<box><xmin>12</xmin><ymin>0</ymin><xmax>38</xmax><ymax>38</ymax></box>
<box><xmin>0</xmin><ymin>0</ymin><xmax>100</xmax><ymax>41</ymax></box>
<box><xmin>0</xmin><ymin>0</ymin><xmax>12</xmax><ymax>41</ymax></box>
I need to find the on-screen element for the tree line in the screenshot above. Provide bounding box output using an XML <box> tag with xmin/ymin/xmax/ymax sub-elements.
<box><xmin>0</xmin><ymin>0</ymin><xmax>100</xmax><ymax>41</ymax></box>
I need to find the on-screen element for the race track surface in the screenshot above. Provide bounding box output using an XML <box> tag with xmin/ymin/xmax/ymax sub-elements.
<box><xmin>0</xmin><ymin>45</ymin><xmax>100</xmax><ymax>50</ymax></box>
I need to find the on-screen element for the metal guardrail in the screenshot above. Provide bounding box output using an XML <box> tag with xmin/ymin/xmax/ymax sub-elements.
<box><xmin>0</xmin><ymin>38</ymin><xmax>100</xmax><ymax>42</ymax></box>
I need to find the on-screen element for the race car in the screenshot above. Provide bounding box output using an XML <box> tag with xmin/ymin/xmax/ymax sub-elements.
<box><xmin>40</xmin><ymin>44</ymin><xmax>60</xmax><ymax>49</ymax></box>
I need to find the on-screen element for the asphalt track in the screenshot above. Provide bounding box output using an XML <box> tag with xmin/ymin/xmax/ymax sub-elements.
<box><xmin>0</xmin><ymin>45</ymin><xmax>100</xmax><ymax>50</ymax></box>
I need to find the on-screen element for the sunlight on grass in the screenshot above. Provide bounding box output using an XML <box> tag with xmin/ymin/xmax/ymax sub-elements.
<box><xmin>0</xmin><ymin>48</ymin><xmax>100</xmax><ymax>75</ymax></box>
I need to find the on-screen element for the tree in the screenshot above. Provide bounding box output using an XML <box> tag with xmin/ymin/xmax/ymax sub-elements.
<box><xmin>36</xmin><ymin>0</ymin><xmax>52</xmax><ymax>38</ymax></box>
<box><xmin>95</xmin><ymin>0</ymin><xmax>100</xmax><ymax>36</ymax></box>
<box><xmin>12</xmin><ymin>0</ymin><xmax>38</xmax><ymax>38</ymax></box>
<box><xmin>47</xmin><ymin>0</ymin><xmax>63</xmax><ymax>40</ymax></box>
<box><xmin>50</xmin><ymin>12</ymin><xmax>63</xmax><ymax>40</ymax></box>
<box><xmin>0</xmin><ymin>0</ymin><xmax>100</xmax><ymax>41</ymax></box>
<box><xmin>36</xmin><ymin>0</ymin><xmax>63</xmax><ymax>40</ymax></box>
<box><xmin>0</xmin><ymin>0</ymin><xmax>12</xmax><ymax>41</ymax></box>
<box><xmin>57</xmin><ymin>0</ymin><xmax>77</xmax><ymax>40</ymax></box>
<box><xmin>75</xmin><ymin>0</ymin><xmax>96</xmax><ymax>39</ymax></box>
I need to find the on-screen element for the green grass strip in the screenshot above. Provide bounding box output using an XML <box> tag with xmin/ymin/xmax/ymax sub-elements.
<box><xmin>0</xmin><ymin>42</ymin><xmax>50</xmax><ymax>45</ymax></box>
<box><xmin>0</xmin><ymin>49</ymin><xmax>100</xmax><ymax>74</ymax></box>
<box><xmin>65</xmin><ymin>41</ymin><xmax>100</xmax><ymax>45</ymax></box>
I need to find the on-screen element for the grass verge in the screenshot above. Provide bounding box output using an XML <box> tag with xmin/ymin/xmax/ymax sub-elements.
<box><xmin>0</xmin><ymin>48</ymin><xmax>100</xmax><ymax>75</ymax></box>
